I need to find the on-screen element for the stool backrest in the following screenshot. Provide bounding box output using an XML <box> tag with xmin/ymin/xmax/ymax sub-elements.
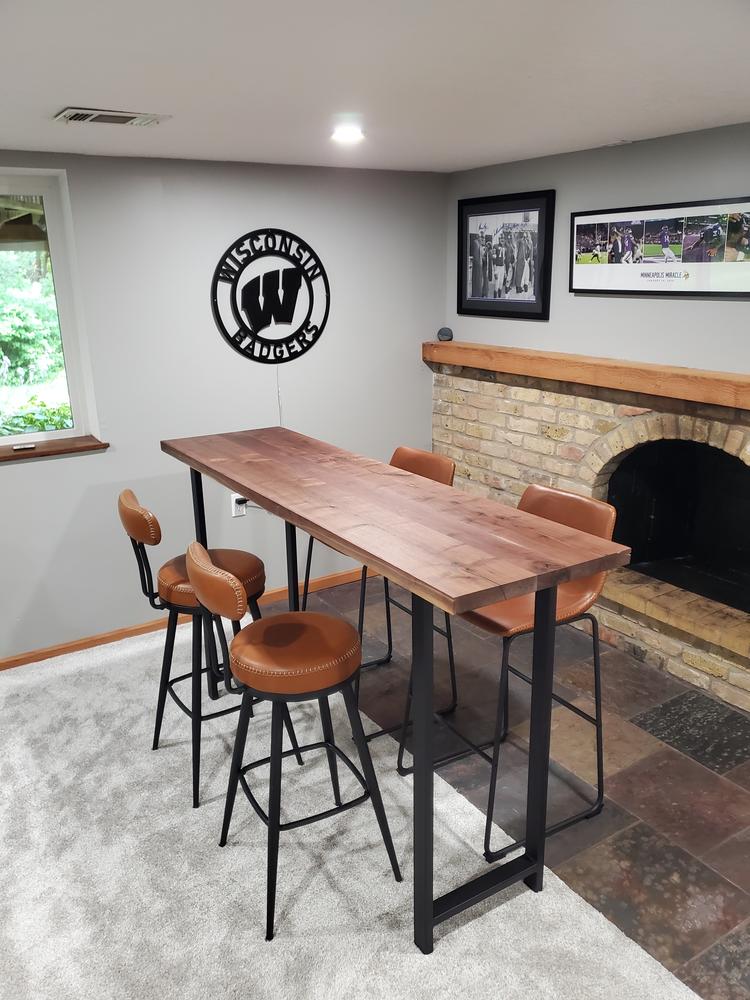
<box><xmin>518</xmin><ymin>484</ymin><xmax>616</xmax><ymax>607</ymax></box>
<box><xmin>186</xmin><ymin>542</ymin><xmax>248</xmax><ymax>621</ymax></box>
<box><xmin>117</xmin><ymin>489</ymin><xmax>162</xmax><ymax>545</ymax></box>
<box><xmin>389</xmin><ymin>446</ymin><xmax>455</xmax><ymax>486</ymax></box>
<box><xmin>117</xmin><ymin>489</ymin><xmax>162</xmax><ymax>607</ymax></box>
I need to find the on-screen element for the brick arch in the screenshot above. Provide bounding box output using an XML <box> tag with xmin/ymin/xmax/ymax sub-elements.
<box><xmin>583</xmin><ymin>411</ymin><xmax>749</xmax><ymax>501</ymax></box>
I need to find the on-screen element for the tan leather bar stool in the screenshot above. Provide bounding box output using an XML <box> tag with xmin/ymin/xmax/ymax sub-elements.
<box><xmin>461</xmin><ymin>484</ymin><xmax>616</xmax><ymax>862</ymax></box>
<box><xmin>117</xmin><ymin>489</ymin><xmax>300</xmax><ymax>808</ymax></box>
<box><xmin>301</xmin><ymin>446</ymin><xmax>459</xmax><ymax>737</ymax></box>
<box><xmin>185</xmin><ymin>543</ymin><xmax>402</xmax><ymax>941</ymax></box>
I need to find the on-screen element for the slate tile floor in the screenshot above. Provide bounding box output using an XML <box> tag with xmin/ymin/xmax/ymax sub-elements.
<box><xmin>272</xmin><ymin>579</ymin><xmax>750</xmax><ymax>997</ymax></box>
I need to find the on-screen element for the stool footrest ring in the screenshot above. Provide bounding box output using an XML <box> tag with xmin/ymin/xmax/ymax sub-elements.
<box><xmin>396</xmin><ymin>711</ymin><xmax>495</xmax><ymax>776</ymax></box>
<box><xmin>484</xmin><ymin>796</ymin><xmax>604</xmax><ymax>863</ymax></box>
<box><xmin>166</xmin><ymin>671</ymin><xmax>243</xmax><ymax>723</ymax></box>
<box><xmin>237</xmin><ymin>739</ymin><xmax>370</xmax><ymax>831</ymax></box>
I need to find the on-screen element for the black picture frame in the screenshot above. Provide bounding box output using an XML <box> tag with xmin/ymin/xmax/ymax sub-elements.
<box><xmin>570</xmin><ymin>195</ymin><xmax>750</xmax><ymax>298</ymax></box>
<box><xmin>457</xmin><ymin>189</ymin><xmax>555</xmax><ymax>321</ymax></box>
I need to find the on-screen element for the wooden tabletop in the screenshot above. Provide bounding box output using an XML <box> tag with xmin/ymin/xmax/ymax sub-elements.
<box><xmin>161</xmin><ymin>427</ymin><xmax>630</xmax><ymax>614</ymax></box>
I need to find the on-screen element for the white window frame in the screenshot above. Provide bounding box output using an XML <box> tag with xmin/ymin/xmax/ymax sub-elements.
<box><xmin>0</xmin><ymin>167</ymin><xmax>100</xmax><ymax>446</ymax></box>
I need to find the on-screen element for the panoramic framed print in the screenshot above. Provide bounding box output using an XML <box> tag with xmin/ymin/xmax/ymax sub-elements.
<box><xmin>570</xmin><ymin>197</ymin><xmax>750</xmax><ymax>297</ymax></box>
<box><xmin>458</xmin><ymin>189</ymin><xmax>555</xmax><ymax>320</ymax></box>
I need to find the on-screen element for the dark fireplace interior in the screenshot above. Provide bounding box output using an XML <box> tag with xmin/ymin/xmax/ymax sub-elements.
<box><xmin>607</xmin><ymin>439</ymin><xmax>750</xmax><ymax>613</ymax></box>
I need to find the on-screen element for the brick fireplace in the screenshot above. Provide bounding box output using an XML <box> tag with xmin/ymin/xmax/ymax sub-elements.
<box><xmin>424</xmin><ymin>342</ymin><xmax>750</xmax><ymax>712</ymax></box>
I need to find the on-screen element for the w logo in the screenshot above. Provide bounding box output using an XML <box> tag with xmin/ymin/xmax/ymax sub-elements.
<box><xmin>241</xmin><ymin>268</ymin><xmax>303</xmax><ymax>334</ymax></box>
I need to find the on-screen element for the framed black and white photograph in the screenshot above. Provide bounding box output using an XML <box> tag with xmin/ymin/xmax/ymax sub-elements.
<box><xmin>570</xmin><ymin>196</ymin><xmax>750</xmax><ymax>297</ymax></box>
<box><xmin>457</xmin><ymin>189</ymin><xmax>555</xmax><ymax>320</ymax></box>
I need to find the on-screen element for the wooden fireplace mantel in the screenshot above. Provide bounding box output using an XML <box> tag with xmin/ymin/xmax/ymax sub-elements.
<box><xmin>422</xmin><ymin>341</ymin><xmax>750</xmax><ymax>410</ymax></box>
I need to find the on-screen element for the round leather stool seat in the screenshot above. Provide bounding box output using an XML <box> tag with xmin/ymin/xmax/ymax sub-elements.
<box><xmin>158</xmin><ymin>548</ymin><xmax>265</xmax><ymax>609</ymax></box>
<box><xmin>229</xmin><ymin>612</ymin><xmax>361</xmax><ymax>697</ymax></box>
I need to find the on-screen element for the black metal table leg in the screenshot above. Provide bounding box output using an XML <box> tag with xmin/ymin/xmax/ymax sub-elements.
<box><xmin>318</xmin><ymin>696</ymin><xmax>342</xmax><ymax>807</ymax></box>
<box><xmin>285</xmin><ymin>522</ymin><xmax>299</xmax><ymax>612</ymax></box>
<box><xmin>523</xmin><ymin>586</ymin><xmax>557</xmax><ymax>892</ymax></box>
<box><xmin>190</xmin><ymin>469</ymin><xmax>219</xmax><ymax>699</ymax></box>
<box><xmin>411</xmin><ymin>594</ymin><xmax>434</xmax><ymax>955</ymax></box>
<box><xmin>408</xmin><ymin>586</ymin><xmax>558</xmax><ymax>949</ymax></box>
<box><xmin>190</xmin><ymin>469</ymin><xmax>208</xmax><ymax>547</ymax></box>
<box><xmin>283</xmin><ymin>520</ymin><xmax>309</xmax><ymax>766</ymax></box>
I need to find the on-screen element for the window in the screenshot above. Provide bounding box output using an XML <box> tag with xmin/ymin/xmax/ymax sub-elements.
<box><xmin>0</xmin><ymin>169</ymin><xmax>99</xmax><ymax>451</ymax></box>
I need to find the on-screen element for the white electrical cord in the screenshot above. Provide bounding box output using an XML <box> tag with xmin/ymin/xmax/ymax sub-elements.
<box><xmin>275</xmin><ymin>365</ymin><xmax>284</xmax><ymax>426</ymax></box>
<box><xmin>239</xmin><ymin>367</ymin><xmax>284</xmax><ymax>512</ymax></box>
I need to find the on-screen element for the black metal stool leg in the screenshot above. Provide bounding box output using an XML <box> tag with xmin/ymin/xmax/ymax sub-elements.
<box><xmin>245</xmin><ymin>600</ymin><xmax>261</xmax><ymax>724</ymax></box>
<box><xmin>301</xmin><ymin>536</ymin><xmax>315</xmax><ymax>611</ymax></box>
<box><xmin>229</xmin><ymin>616</ymin><xmax>250</xmax><ymax>710</ymax></box>
<box><xmin>357</xmin><ymin>564</ymin><xmax>368</xmax><ymax>638</ymax></box>
<box><xmin>588</xmin><ymin>614</ymin><xmax>605</xmax><ymax>814</ymax></box>
<box><xmin>444</xmin><ymin>612</ymin><xmax>458</xmax><ymax>712</ymax></box>
<box><xmin>219</xmin><ymin>688</ymin><xmax>254</xmax><ymax>846</ymax></box>
<box><xmin>152</xmin><ymin>609</ymin><xmax>178</xmax><ymax>750</ymax></box>
<box><xmin>318</xmin><ymin>697</ymin><xmax>342</xmax><ymax>806</ymax></box>
<box><xmin>205</xmin><ymin>619</ymin><xmax>220</xmax><ymax>701</ymax></box>
<box><xmin>499</xmin><ymin>635</ymin><xmax>511</xmax><ymax>741</ymax></box>
<box><xmin>266</xmin><ymin>702</ymin><xmax>284</xmax><ymax>941</ymax></box>
<box><xmin>360</xmin><ymin>576</ymin><xmax>395</xmax><ymax>671</ymax></box>
<box><xmin>282</xmin><ymin>705</ymin><xmax>304</xmax><ymax>766</ymax></box>
<box><xmin>342</xmin><ymin>682</ymin><xmax>402</xmax><ymax>882</ymax></box>
<box><xmin>352</xmin><ymin>565</ymin><xmax>369</xmax><ymax>710</ymax></box>
<box><xmin>483</xmin><ymin>640</ymin><xmax>511</xmax><ymax>858</ymax></box>
<box><xmin>191</xmin><ymin>614</ymin><xmax>203</xmax><ymax>808</ymax></box>
<box><xmin>382</xmin><ymin>577</ymin><xmax>394</xmax><ymax>661</ymax></box>
<box><xmin>395</xmin><ymin>678</ymin><xmax>413</xmax><ymax>775</ymax></box>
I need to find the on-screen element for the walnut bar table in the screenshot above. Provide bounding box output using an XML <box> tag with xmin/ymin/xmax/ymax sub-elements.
<box><xmin>162</xmin><ymin>426</ymin><xmax>630</xmax><ymax>953</ymax></box>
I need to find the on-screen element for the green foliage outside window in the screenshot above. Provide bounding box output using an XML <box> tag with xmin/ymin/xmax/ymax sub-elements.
<box><xmin>0</xmin><ymin>251</ymin><xmax>66</xmax><ymax>385</ymax></box>
<box><xmin>0</xmin><ymin>248</ymin><xmax>73</xmax><ymax>435</ymax></box>
<box><xmin>0</xmin><ymin>396</ymin><xmax>72</xmax><ymax>435</ymax></box>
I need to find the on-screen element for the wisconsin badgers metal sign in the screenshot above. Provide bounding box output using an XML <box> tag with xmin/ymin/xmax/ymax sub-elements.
<box><xmin>211</xmin><ymin>228</ymin><xmax>330</xmax><ymax>364</ymax></box>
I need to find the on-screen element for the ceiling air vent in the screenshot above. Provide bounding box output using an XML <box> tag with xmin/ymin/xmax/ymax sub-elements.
<box><xmin>54</xmin><ymin>107</ymin><xmax>171</xmax><ymax>127</ymax></box>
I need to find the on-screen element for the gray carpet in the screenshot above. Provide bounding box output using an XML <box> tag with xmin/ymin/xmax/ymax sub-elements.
<box><xmin>0</xmin><ymin>624</ymin><xmax>699</xmax><ymax>1000</ymax></box>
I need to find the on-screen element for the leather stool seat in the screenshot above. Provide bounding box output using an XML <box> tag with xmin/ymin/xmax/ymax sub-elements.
<box><xmin>157</xmin><ymin>549</ymin><xmax>265</xmax><ymax>608</ymax></box>
<box><xmin>463</xmin><ymin>576</ymin><xmax>602</xmax><ymax>638</ymax></box>
<box><xmin>230</xmin><ymin>612</ymin><xmax>361</xmax><ymax>696</ymax></box>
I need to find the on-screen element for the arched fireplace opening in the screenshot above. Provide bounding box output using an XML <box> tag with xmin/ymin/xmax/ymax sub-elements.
<box><xmin>607</xmin><ymin>439</ymin><xmax>750</xmax><ymax>613</ymax></box>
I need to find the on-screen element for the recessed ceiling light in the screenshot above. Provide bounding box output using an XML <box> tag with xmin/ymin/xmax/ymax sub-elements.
<box><xmin>331</xmin><ymin>123</ymin><xmax>364</xmax><ymax>145</ymax></box>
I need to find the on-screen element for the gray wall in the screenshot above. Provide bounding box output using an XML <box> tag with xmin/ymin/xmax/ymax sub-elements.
<box><xmin>445</xmin><ymin>123</ymin><xmax>750</xmax><ymax>373</ymax></box>
<box><xmin>6</xmin><ymin>123</ymin><xmax>750</xmax><ymax>656</ymax></box>
<box><xmin>1</xmin><ymin>152</ymin><xmax>446</xmax><ymax>656</ymax></box>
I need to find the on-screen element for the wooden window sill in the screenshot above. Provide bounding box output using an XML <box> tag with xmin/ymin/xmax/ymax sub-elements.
<box><xmin>0</xmin><ymin>434</ymin><xmax>109</xmax><ymax>464</ymax></box>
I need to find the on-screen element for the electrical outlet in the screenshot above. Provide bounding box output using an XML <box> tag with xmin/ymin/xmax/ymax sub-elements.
<box><xmin>230</xmin><ymin>493</ymin><xmax>247</xmax><ymax>518</ymax></box>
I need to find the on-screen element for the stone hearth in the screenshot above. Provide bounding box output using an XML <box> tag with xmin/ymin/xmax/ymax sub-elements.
<box><xmin>428</xmin><ymin>357</ymin><xmax>750</xmax><ymax>712</ymax></box>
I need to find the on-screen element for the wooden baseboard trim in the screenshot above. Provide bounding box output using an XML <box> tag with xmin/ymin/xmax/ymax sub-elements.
<box><xmin>0</xmin><ymin>567</ymin><xmax>369</xmax><ymax>672</ymax></box>
<box><xmin>259</xmin><ymin>567</ymin><xmax>367</xmax><ymax>606</ymax></box>
<box><xmin>0</xmin><ymin>616</ymin><xmax>189</xmax><ymax>672</ymax></box>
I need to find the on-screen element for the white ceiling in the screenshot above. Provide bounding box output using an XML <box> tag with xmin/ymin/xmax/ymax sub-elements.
<box><xmin>3</xmin><ymin>0</ymin><xmax>748</xmax><ymax>173</ymax></box>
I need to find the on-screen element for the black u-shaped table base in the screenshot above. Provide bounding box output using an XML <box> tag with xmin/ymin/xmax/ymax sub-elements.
<box><xmin>410</xmin><ymin>587</ymin><xmax>556</xmax><ymax>952</ymax></box>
